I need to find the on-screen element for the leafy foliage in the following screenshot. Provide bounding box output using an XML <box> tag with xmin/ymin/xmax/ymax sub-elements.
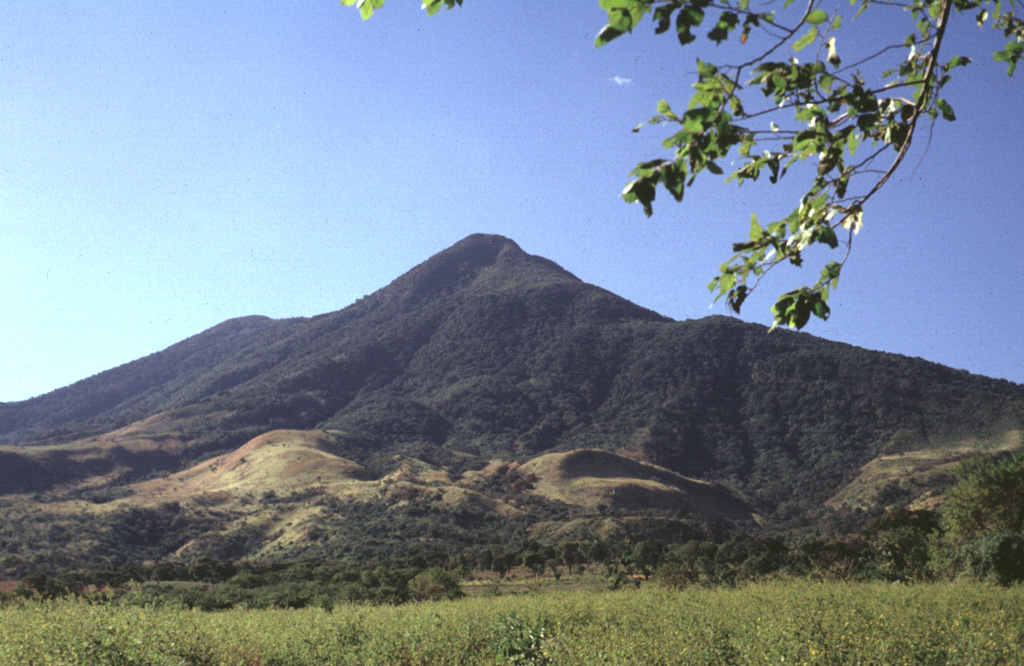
<box><xmin>938</xmin><ymin>449</ymin><xmax>1024</xmax><ymax>544</ymax></box>
<box><xmin>593</xmin><ymin>0</ymin><xmax>1023</xmax><ymax>328</ymax></box>
<box><xmin>342</xmin><ymin>1</ymin><xmax>1023</xmax><ymax>329</ymax></box>
<box><xmin>931</xmin><ymin>450</ymin><xmax>1024</xmax><ymax>584</ymax></box>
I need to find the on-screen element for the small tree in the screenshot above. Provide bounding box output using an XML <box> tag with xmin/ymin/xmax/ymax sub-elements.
<box><xmin>522</xmin><ymin>552</ymin><xmax>546</xmax><ymax>577</ymax></box>
<box><xmin>629</xmin><ymin>540</ymin><xmax>666</xmax><ymax>579</ymax></box>
<box><xmin>965</xmin><ymin>530</ymin><xmax>1024</xmax><ymax>586</ymax></box>
<box><xmin>587</xmin><ymin>540</ymin><xmax>614</xmax><ymax>574</ymax></box>
<box><xmin>557</xmin><ymin>542</ymin><xmax>585</xmax><ymax>575</ymax></box>
<box><xmin>492</xmin><ymin>554</ymin><xmax>511</xmax><ymax>579</ymax></box>
<box><xmin>871</xmin><ymin>526</ymin><xmax>931</xmax><ymax>581</ymax></box>
<box><xmin>932</xmin><ymin>450</ymin><xmax>1024</xmax><ymax>584</ymax></box>
<box><xmin>477</xmin><ymin>547</ymin><xmax>494</xmax><ymax>571</ymax></box>
<box><xmin>939</xmin><ymin>450</ymin><xmax>1024</xmax><ymax>545</ymax></box>
<box><xmin>407</xmin><ymin>567</ymin><xmax>464</xmax><ymax>601</ymax></box>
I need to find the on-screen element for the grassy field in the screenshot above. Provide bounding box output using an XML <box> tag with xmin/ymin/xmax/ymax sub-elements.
<box><xmin>2</xmin><ymin>581</ymin><xmax>1021</xmax><ymax>665</ymax></box>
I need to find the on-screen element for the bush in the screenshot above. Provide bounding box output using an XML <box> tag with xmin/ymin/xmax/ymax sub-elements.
<box><xmin>967</xmin><ymin>530</ymin><xmax>1024</xmax><ymax>586</ymax></box>
<box><xmin>871</xmin><ymin>526</ymin><xmax>932</xmax><ymax>581</ymax></box>
<box><xmin>407</xmin><ymin>567</ymin><xmax>463</xmax><ymax>601</ymax></box>
<box><xmin>653</xmin><ymin>561</ymin><xmax>698</xmax><ymax>589</ymax></box>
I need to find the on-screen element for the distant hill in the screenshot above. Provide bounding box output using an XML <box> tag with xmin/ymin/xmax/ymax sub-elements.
<box><xmin>1</xmin><ymin>233</ymin><xmax>1022</xmax><ymax>567</ymax></box>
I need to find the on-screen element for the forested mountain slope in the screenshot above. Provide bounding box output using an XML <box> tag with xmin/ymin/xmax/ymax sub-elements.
<box><xmin>1</xmin><ymin>234</ymin><xmax>1021</xmax><ymax>556</ymax></box>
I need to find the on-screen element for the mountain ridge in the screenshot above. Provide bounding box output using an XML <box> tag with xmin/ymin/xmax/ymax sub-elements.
<box><xmin>1</xmin><ymin>233</ymin><xmax>1022</xmax><ymax>566</ymax></box>
<box><xmin>0</xmin><ymin>235</ymin><xmax>592</xmax><ymax>440</ymax></box>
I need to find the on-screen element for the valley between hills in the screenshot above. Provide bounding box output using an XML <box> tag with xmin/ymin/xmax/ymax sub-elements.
<box><xmin>0</xmin><ymin>234</ymin><xmax>1022</xmax><ymax>577</ymax></box>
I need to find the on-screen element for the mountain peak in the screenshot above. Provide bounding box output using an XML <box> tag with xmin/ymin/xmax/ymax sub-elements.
<box><xmin>428</xmin><ymin>233</ymin><xmax>542</xmax><ymax>269</ymax></box>
<box><xmin>449</xmin><ymin>233</ymin><xmax>522</xmax><ymax>254</ymax></box>
<box><xmin>377</xmin><ymin>234</ymin><xmax>579</xmax><ymax>306</ymax></box>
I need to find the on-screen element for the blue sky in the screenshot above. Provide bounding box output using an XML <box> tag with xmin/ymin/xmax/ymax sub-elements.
<box><xmin>2</xmin><ymin>1</ymin><xmax>1022</xmax><ymax>402</ymax></box>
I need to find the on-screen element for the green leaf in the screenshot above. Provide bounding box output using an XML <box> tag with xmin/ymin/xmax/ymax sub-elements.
<box><xmin>994</xmin><ymin>41</ymin><xmax>1024</xmax><ymax>76</ymax></box>
<box><xmin>596</xmin><ymin>25</ymin><xmax>626</xmax><ymax>47</ymax></box>
<box><xmin>750</xmin><ymin>215</ymin><xmax>763</xmax><ymax>240</ymax></box>
<box><xmin>936</xmin><ymin>98</ymin><xmax>956</xmax><ymax>121</ymax></box>
<box><xmin>659</xmin><ymin>102</ymin><xmax>681</xmax><ymax>124</ymax></box>
<box><xmin>728</xmin><ymin>285</ymin><xmax>749</xmax><ymax>313</ymax></box>
<box><xmin>607</xmin><ymin>8</ymin><xmax>636</xmax><ymax>33</ymax></box>
<box><xmin>815</xmin><ymin>226</ymin><xmax>839</xmax><ymax>248</ymax></box>
<box><xmin>708</xmin><ymin>12</ymin><xmax>739</xmax><ymax>44</ymax></box>
<box><xmin>812</xmin><ymin>297</ymin><xmax>831</xmax><ymax>321</ymax></box>
<box><xmin>653</xmin><ymin>4</ymin><xmax>673</xmax><ymax>34</ymax></box>
<box><xmin>682</xmin><ymin>108</ymin><xmax>710</xmax><ymax>133</ymax></box>
<box><xmin>806</xmin><ymin>10</ymin><xmax>828</xmax><ymax>25</ymax></box>
<box><xmin>662</xmin><ymin>163</ymin><xmax>686</xmax><ymax>202</ymax></box>
<box><xmin>596</xmin><ymin>3</ymin><xmax>645</xmax><ymax>47</ymax></box>
<box><xmin>793</xmin><ymin>27</ymin><xmax>818</xmax><ymax>52</ymax></box>
<box><xmin>341</xmin><ymin>0</ymin><xmax>385</xmax><ymax>20</ymax></box>
<box><xmin>622</xmin><ymin>179</ymin><xmax>657</xmax><ymax>217</ymax></box>
<box><xmin>946</xmin><ymin>56</ymin><xmax>971</xmax><ymax>70</ymax></box>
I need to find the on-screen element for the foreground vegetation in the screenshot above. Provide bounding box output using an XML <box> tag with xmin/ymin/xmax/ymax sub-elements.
<box><xmin>2</xmin><ymin>455</ymin><xmax>1021</xmax><ymax>663</ymax></box>
<box><xmin>3</xmin><ymin>581</ymin><xmax>1022</xmax><ymax>665</ymax></box>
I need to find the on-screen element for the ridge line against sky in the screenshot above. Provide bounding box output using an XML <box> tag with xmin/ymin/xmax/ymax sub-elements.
<box><xmin>2</xmin><ymin>2</ymin><xmax>1022</xmax><ymax>402</ymax></box>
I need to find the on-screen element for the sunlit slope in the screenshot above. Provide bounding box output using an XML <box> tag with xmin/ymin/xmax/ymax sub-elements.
<box><xmin>826</xmin><ymin>429</ymin><xmax>1023</xmax><ymax>510</ymax></box>
<box><xmin>520</xmin><ymin>449</ymin><xmax>751</xmax><ymax>520</ymax></box>
<box><xmin>133</xmin><ymin>430</ymin><xmax>371</xmax><ymax>500</ymax></box>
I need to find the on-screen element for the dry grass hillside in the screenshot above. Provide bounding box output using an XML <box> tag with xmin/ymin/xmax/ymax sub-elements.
<box><xmin>520</xmin><ymin>449</ymin><xmax>752</xmax><ymax>520</ymax></box>
<box><xmin>133</xmin><ymin>430</ymin><xmax>371</xmax><ymax>501</ymax></box>
<box><xmin>826</xmin><ymin>429</ymin><xmax>1023</xmax><ymax>511</ymax></box>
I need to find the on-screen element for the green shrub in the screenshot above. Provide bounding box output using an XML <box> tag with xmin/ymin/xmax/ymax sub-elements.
<box><xmin>967</xmin><ymin>530</ymin><xmax>1024</xmax><ymax>586</ymax></box>
<box><xmin>407</xmin><ymin>567</ymin><xmax>463</xmax><ymax>601</ymax></box>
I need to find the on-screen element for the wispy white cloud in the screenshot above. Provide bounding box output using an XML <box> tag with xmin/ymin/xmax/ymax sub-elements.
<box><xmin>611</xmin><ymin>76</ymin><xmax>632</xmax><ymax>86</ymax></box>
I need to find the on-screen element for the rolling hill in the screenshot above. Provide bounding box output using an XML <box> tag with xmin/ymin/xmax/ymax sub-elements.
<box><xmin>1</xmin><ymin>233</ymin><xmax>1022</xmax><ymax>567</ymax></box>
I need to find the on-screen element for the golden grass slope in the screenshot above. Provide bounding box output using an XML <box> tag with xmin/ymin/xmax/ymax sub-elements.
<box><xmin>134</xmin><ymin>429</ymin><xmax>371</xmax><ymax>502</ymax></box>
<box><xmin>826</xmin><ymin>428</ymin><xmax>1023</xmax><ymax>511</ymax></box>
<box><xmin>519</xmin><ymin>449</ymin><xmax>752</xmax><ymax>520</ymax></box>
<box><xmin>131</xmin><ymin>429</ymin><xmax>524</xmax><ymax>520</ymax></box>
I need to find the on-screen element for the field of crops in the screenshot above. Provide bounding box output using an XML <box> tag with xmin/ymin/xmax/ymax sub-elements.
<box><xmin>2</xmin><ymin>581</ymin><xmax>1021</xmax><ymax>665</ymax></box>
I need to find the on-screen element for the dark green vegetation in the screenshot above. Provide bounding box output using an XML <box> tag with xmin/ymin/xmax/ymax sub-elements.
<box><xmin>1</xmin><ymin>234</ymin><xmax>1022</xmax><ymax>578</ymax></box>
